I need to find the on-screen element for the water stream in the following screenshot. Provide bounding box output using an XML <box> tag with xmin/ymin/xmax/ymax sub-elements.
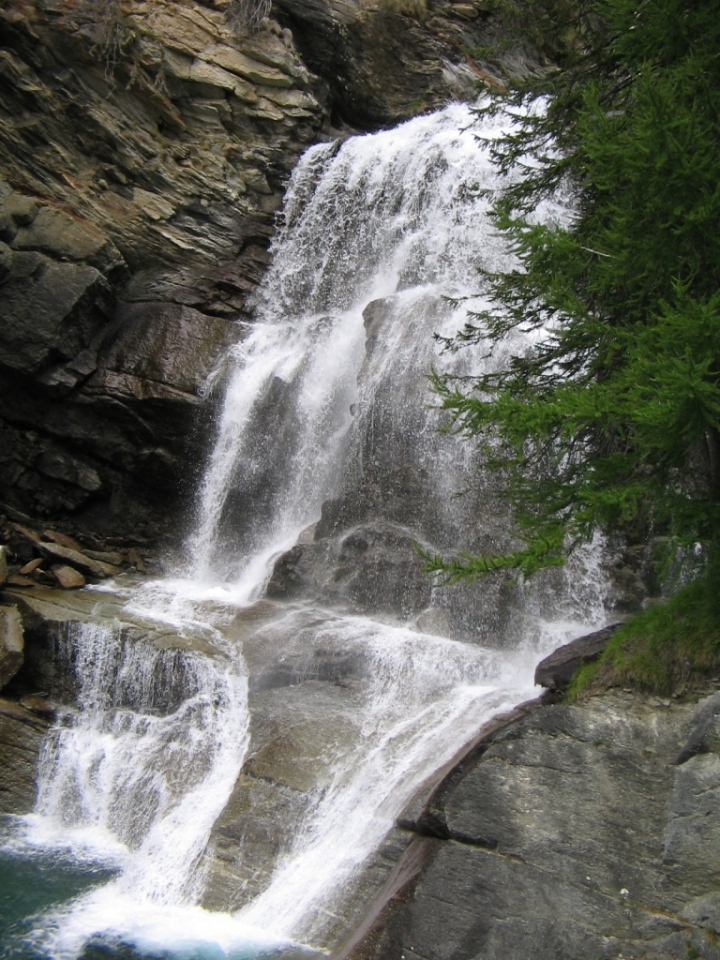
<box><xmin>0</xmin><ymin>102</ymin><xmax>611</xmax><ymax>959</ymax></box>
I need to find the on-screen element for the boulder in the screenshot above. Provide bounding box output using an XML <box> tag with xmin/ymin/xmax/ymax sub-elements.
<box><xmin>533</xmin><ymin>623</ymin><xmax>621</xmax><ymax>692</ymax></box>
<box><xmin>51</xmin><ymin>565</ymin><xmax>87</xmax><ymax>589</ymax></box>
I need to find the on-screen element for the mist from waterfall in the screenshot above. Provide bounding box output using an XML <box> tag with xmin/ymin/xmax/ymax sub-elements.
<box><xmin>0</xmin><ymin>102</ymin><xmax>612</xmax><ymax>960</ymax></box>
<box><xmin>189</xmin><ymin>102</ymin><xmax>538</xmax><ymax>600</ymax></box>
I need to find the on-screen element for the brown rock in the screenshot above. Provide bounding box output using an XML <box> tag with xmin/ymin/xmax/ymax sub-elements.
<box><xmin>19</xmin><ymin>557</ymin><xmax>44</xmax><ymax>576</ymax></box>
<box><xmin>83</xmin><ymin>549</ymin><xmax>125</xmax><ymax>566</ymax></box>
<box><xmin>127</xmin><ymin>548</ymin><xmax>147</xmax><ymax>573</ymax></box>
<box><xmin>6</xmin><ymin>575</ymin><xmax>34</xmax><ymax>588</ymax></box>
<box><xmin>51</xmin><ymin>564</ymin><xmax>86</xmax><ymax>589</ymax></box>
<box><xmin>10</xmin><ymin>522</ymin><xmax>42</xmax><ymax>544</ymax></box>
<box><xmin>199</xmin><ymin>44</ymin><xmax>295</xmax><ymax>87</ymax></box>
<box><xmin>35</xmin><ymin>541</ymin><xmax>112</xmax><ymax>580</ymax></box>
<box><xmin>19</xmin><ymin>693</ymin><xmax>56</xmax><ymax>718</ymax></box>
<box><xmin>0</xmin><ymin>605</ymin><xmax>23</xmax><ymax>690</ymax></box>
<box><xmin>449</xmin><ymin>3</ymin><xmax>480</xmax><ymax>18</ymax></box>
<box><xmin>13</xmin><ymin>526</ymin><xmax>112</xmax><ymax>578</ymax></box>
<box><xmin>43</xmin><ymin>529</ymin><xmax>84</xmax><ymax>552</ymax></box>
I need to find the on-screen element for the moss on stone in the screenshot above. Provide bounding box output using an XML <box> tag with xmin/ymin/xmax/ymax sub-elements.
<box><xmin>568</xmin><ymin>564</ymin><xmax>720</xmax><ymax>700</ymax></box>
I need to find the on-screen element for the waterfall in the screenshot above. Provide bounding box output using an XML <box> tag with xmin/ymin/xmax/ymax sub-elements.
<box><xmin>10</xmin><ymin>620</ymin><xmax>254</xmax><ymax>958</ymax></box>
<box><xmin>190</xmin><ymin>102</ymin><xmax>526</xmax><ymax>600</ymax></box>
<box><xmin>2</xmin><ymin>101</ymin><xmax>612</xmax><ymax>959</ymax></box>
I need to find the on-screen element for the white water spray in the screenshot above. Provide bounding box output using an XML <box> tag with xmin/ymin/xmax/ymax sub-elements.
<box><xmin>237</xmin><ymin>618</ymin><xmax>533</xmax><ymax>943</ymax></box>
<box><xmin>19</xmin><ymin>620</ymin><xmax>253</xmax><ymax>959</ymax></box>
<box><xmin>190</xmin><ymin>102</ymin><xmax>530</xmax><ymax>597</ymax></box>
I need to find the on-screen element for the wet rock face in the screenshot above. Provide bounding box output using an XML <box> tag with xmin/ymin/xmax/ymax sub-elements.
<box><xmin>0</xmin><ymin>606</ymin><xmax>24</xmax><ymax>688</ymax></box>
<box><xmin>264</xmin><ymin>295</ymin><xmax>529</xmax><ymax>644</ymax></box>
<box><xmin>0</xmin><ymin>0</ymin><xmax>327</xmax><ymax>539</ymax></box>
<box><xmin>0</xmin><ymin>700</ymin><xmax>49</xmax><ymax>814</ymax></box>
<box><xmin>355</xmin><ymin>691</ymin><xmax>720</xmax><ymax>960</ymax></box>
<box><xmin>267</xmin><ymin>521</ymin><xmax>434</xmax><ymax>620</ymax></box>
<box><xmin>271</xmin><ymin>0</ymin><xmax>529</xmax><ymax>128</ymax></box>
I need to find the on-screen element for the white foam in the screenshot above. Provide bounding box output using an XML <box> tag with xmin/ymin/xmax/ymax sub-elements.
<box><xmin>29</xmin><ymin>890</ymin><xmax>295</xmax><ymax>960</ymax></box>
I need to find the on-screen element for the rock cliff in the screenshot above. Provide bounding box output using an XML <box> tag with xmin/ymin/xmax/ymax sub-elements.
<box><xmin>0</xmin><ymin>0</ymin><xmax>328</xmax><ymax>541</ymax></box>
<box><xmin>345</xmin><ymin>688</ymin><xmax>720</xmax><ymax>960</ymax></box>
<box><xmin>0</xmin><ymin>0</ymin><xmax>534</xmax><ymax>544</ymax></box>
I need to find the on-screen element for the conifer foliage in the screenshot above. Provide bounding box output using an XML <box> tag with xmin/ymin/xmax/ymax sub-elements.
<box><xmin>426</xmin><ymin>0</ymin><xmax>720</xmax><ymax>581</ymax></box>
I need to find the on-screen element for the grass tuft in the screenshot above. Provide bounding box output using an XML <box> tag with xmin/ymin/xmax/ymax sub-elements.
<box><xmin>567</xmin><ymin>562</ymin><xmax>720</xmax><ymax>699</ymax></box>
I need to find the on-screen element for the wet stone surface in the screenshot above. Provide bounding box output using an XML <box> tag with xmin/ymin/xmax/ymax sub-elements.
<box><xmin>355</xmin><ymin>690</ymin><xmax>720</xmax><ymax>960</ymax></box>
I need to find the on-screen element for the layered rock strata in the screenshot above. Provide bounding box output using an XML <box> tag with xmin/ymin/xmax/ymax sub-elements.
<box><xmin>0</xmin><ymin>0</ymin><xmax>328</xmax><ymax>539</ymax></box>
<box><xmin>346</xmin><ymin>688</ymin><xmax>720</xmax><ymax>960</ymax></box>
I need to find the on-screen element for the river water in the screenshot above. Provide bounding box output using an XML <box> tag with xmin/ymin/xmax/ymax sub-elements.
<box><xmin>0</xmin><ymin>102</ymin><xmax>611</xmax><ymax>959</ymax></box>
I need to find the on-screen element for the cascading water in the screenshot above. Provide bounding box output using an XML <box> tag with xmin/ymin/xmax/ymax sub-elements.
<box><xmin>190</xmin><ymin>102</ymin><xmax>526</xmax><ymax>598</ymax></box>
<box><xmin>2</xmin><ymin>619</ymin><xmax>255</xmax><ymax>959</ymax></box>
<box><xmin>1</xmin><ymin>101</ymin><xmax>613</xmax><ymax>959</ymax></box>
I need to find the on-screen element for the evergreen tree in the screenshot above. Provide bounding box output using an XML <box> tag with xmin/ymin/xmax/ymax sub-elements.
<box><xmin>424</xmin><ymin>0</ymin><xmax>720</xmax><ymax>582</ymax></box>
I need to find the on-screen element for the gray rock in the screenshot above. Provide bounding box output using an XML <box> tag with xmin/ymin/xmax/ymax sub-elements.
<box><xmin>350</xmin><ymin>691</ymin><xmax>720</xmax><ymax>960</ymax></box>
<box><xmin>0</xmin><ymin>252</ymin><xmax>112</xmax><ymax>375</ymax></box>
<box><xmin>267</xmin><ymin>521</ymin><xmax>432</xmax><ymax>620</ymax></box>
<box><xmin>3</xmin><ymin>194</ymin><xmax>38</xmax><ymax>226</ymax></box>
<box><xmin>98</xmin><ymin>300</ymin><xmax>238</xmax><ymax>398</ymax></box>
<box><xmin>35</xmin><ymin>450</ymin><xmax>102</xmax><ymax>493</ymax></box>
<box><xmin>0</xmin><ymin>212</ymin><xmax>17</xmax><ymax>243</ymax></box>
<box><xmin>534</xmin><ymin>622</ymin><xmax>621</xmax><ymax>691</ymax></box>
<box><xmin>12</xmin><ymin>206</ymin><xmax>125</xmax><ymax>276</ymax></box>
<box><xmin>675</xmin><ymin>691</ymin><xmax>720</xmax><ymax>765</ymax></box>
<box><xmin>0</xmin><ymin>239</ymin><xmax>12</xmax><ymax>281</ymax></box>
<box><xmin>681</xmin><ymin>892</ymin><xmax>720</xmax><ymax>930</ymax></box>
<box><xmin>0</xmin><ymin>699</ymin><xmax>48</xmax><ymax>814</ymax></box>
<box><xmin>664</xmin><ymin>752</ymin><xmax>720</xmax><ymax>890</ymax></box>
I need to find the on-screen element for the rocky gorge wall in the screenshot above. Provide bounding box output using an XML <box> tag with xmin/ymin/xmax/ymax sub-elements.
<box><xmin>342</xmin><ymin>680</ymin><xmax>720</xmax><ymax>960</ymax></box>
<box><xmin>0</xmin><ymin>0</ymin><xmax>537</xmax><ymax>547</ymax></box>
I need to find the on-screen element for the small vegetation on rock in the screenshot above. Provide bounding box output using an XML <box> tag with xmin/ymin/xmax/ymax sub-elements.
<box><xmin>226</xmin><ymin>0</ymin><xmax>273</xmax><ymax>34</ymax></box>
<box><xmin>567</xmin><ymin>562</ymin><xmax>720</xmax><ymax>697</ymax></box>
